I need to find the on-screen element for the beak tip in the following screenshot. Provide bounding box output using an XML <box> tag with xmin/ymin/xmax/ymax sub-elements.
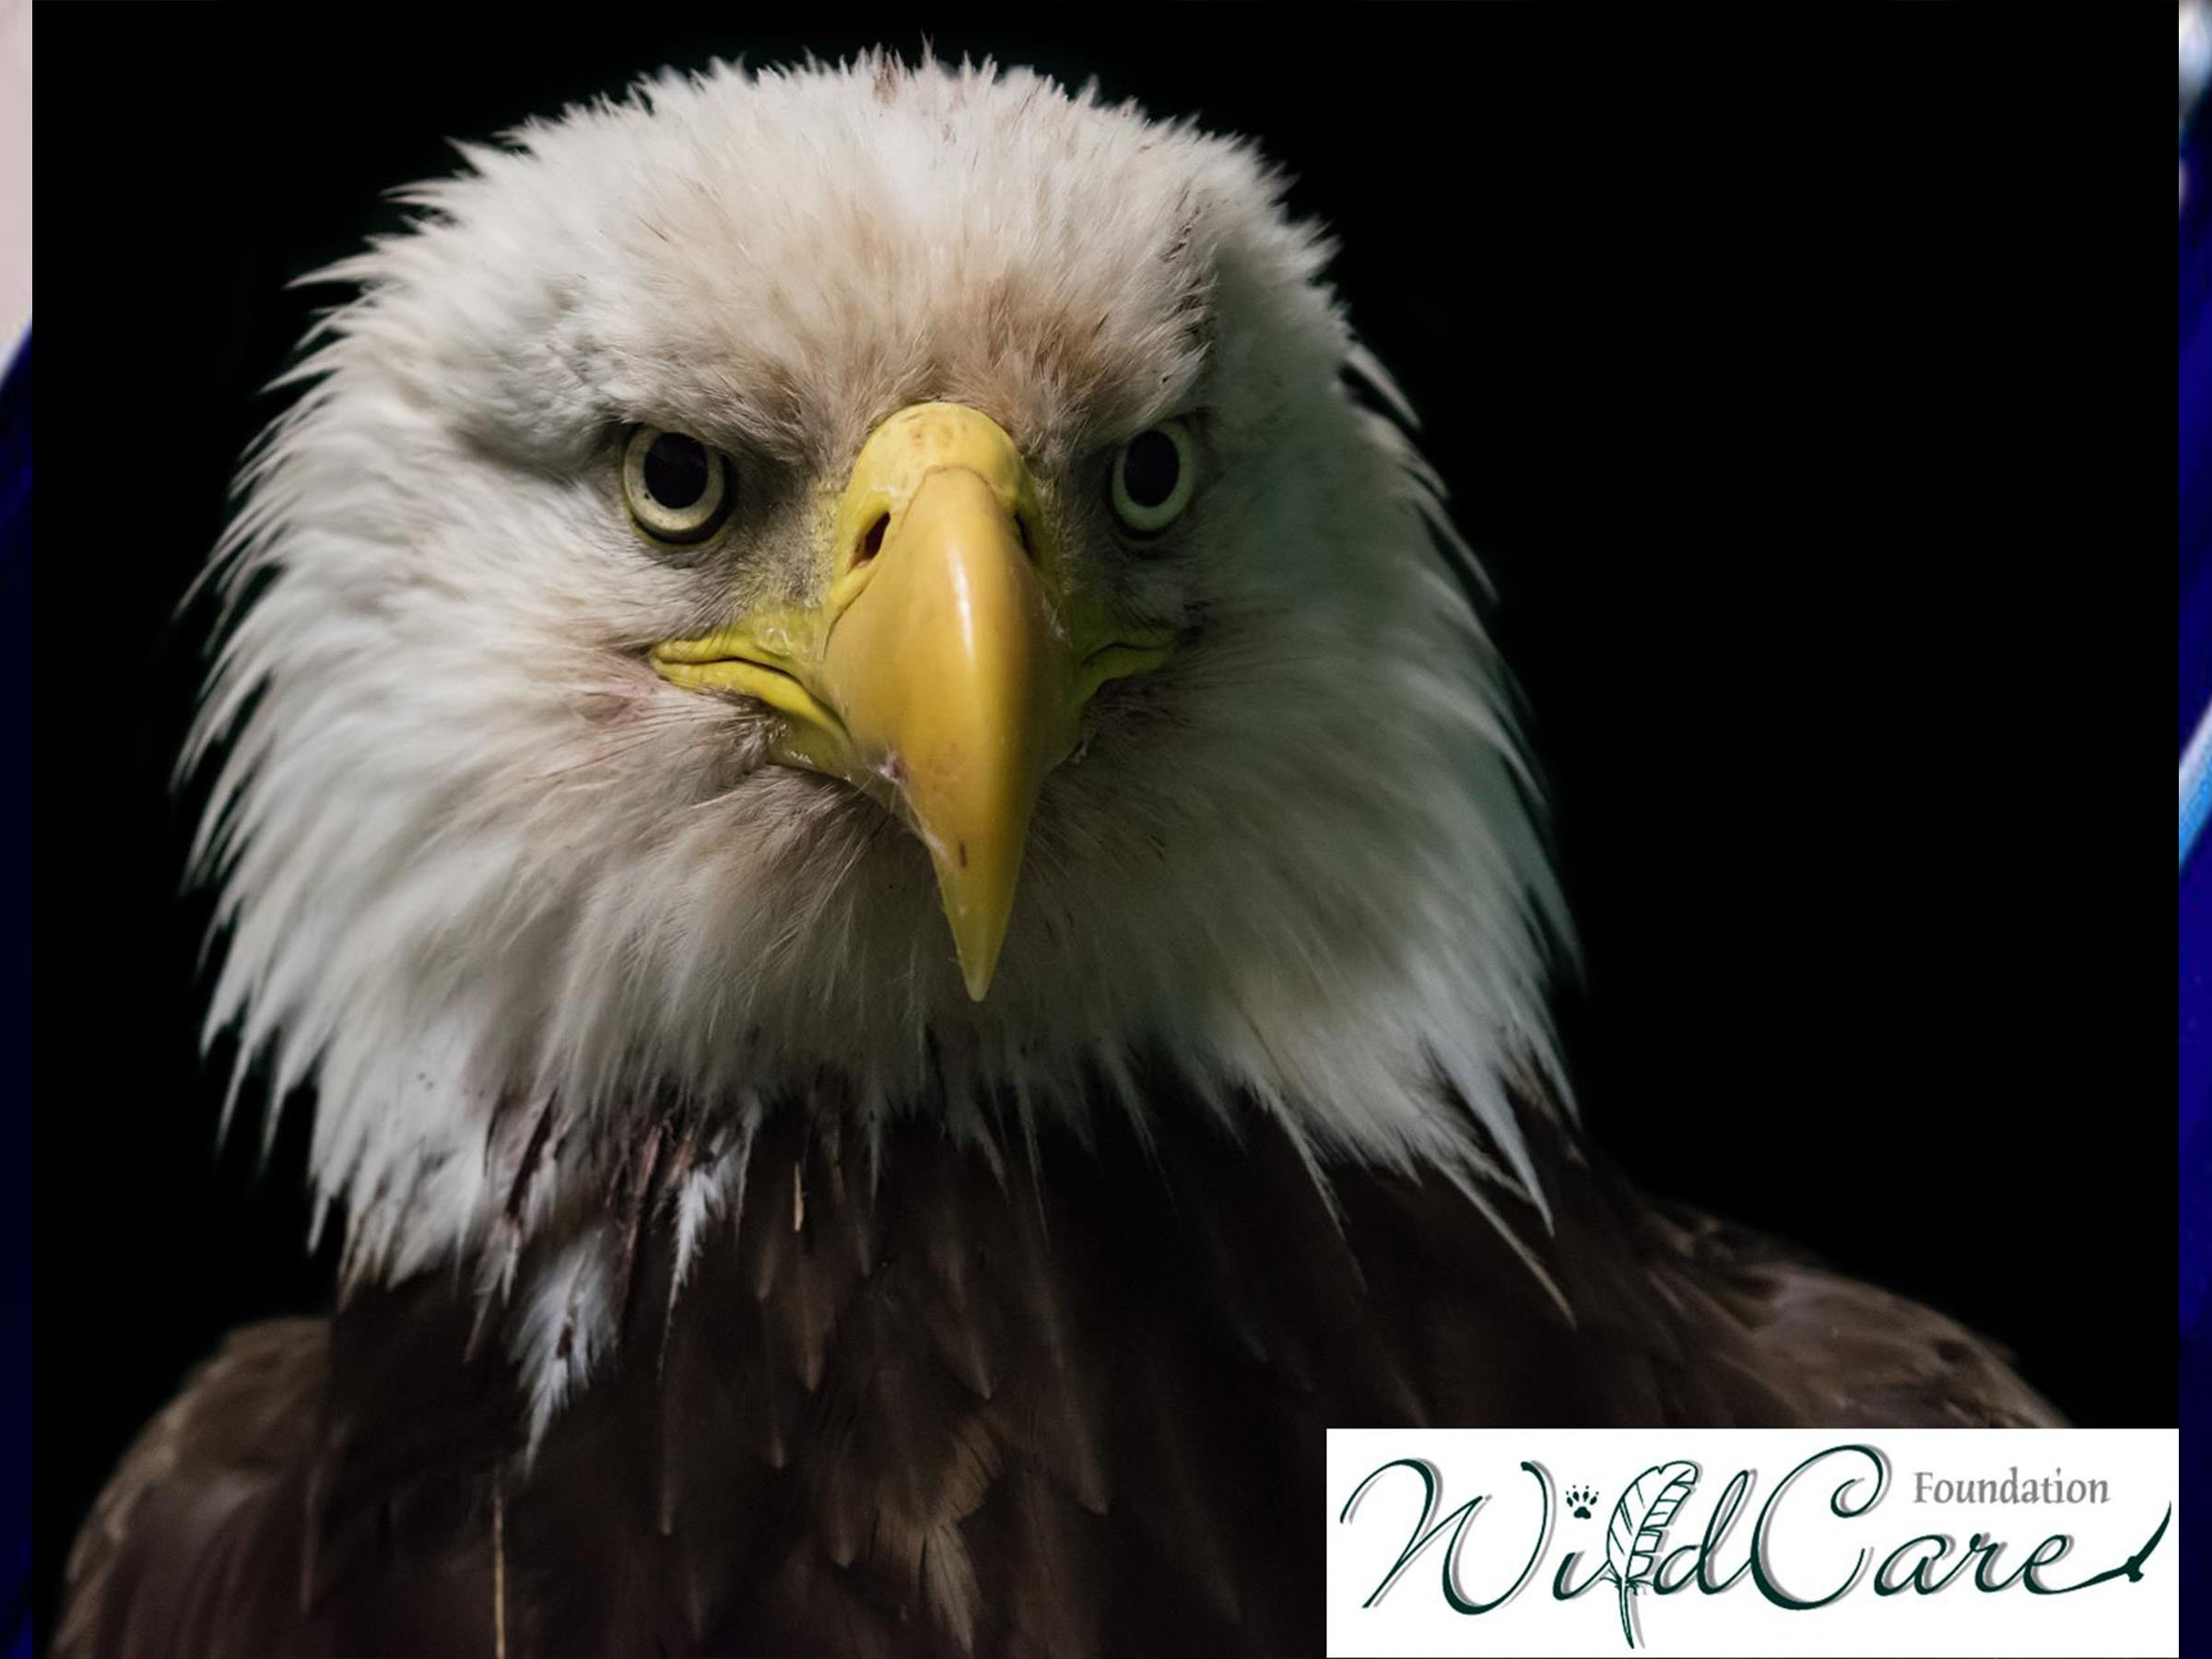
<box><xmin>948</xmin><ymin>904</ymin><xmax>1009</xmax><ymax>1003</ymax></box>
<box><xmin>924</xmin><ymin>831</ymin><xmax>1019</xmax><ymax>1006</ymax></box>
<box><xmin>950</xmin><ymin>909</ymin><xmax>1007</xmax><ymax>1002</ymax></box>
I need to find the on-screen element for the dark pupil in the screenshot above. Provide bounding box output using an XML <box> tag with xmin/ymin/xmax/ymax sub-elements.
<box><xmin>642</xmin><ymin>432</ymin><xmax>710</xmax><ymax>510</ymax></box>
<box><xmin>1121</xmin><ymin>429</ymin><xmax>1181</xmax><ymax>509</ymax></box>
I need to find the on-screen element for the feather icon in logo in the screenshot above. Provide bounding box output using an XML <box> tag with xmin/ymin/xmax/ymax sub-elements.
<box><xmin>1597</xmin><ymin>1461</ymin><xmax>1700</xmax><ymax>1649</ymax></box>
<box><xmin>1566</xmin><ymin>1484</ymin><xmax>1601</xmax><ymax>1519</ymax></box>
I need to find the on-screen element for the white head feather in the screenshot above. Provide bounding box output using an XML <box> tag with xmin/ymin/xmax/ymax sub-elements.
<box><xmin>187</xmin><ymin>53</ymin><xmax>1574</xmax><ymax>1422</ymax></box>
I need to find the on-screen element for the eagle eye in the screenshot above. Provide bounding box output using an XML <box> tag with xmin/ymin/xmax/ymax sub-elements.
<box><xmin>1110</xmin><ymin>419</ymin><xmax>1196</xmax><ymax>534</ymax></box>
<box><xmin>622</xmin><ymin>426</ymin><xmax>733</xmax><ymax>545</ymax></box>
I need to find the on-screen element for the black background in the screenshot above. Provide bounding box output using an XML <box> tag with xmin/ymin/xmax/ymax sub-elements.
<box><xmin>32</xmin><ymin>6</ymin><xmax>2171</xmax><ymax>1641</ymax></box>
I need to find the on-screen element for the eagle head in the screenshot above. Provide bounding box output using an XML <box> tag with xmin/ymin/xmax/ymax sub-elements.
<box><xmin>191</xmin><ymin>53</ymin><xmax>1568</xmax><ymax>1347</ymax></box>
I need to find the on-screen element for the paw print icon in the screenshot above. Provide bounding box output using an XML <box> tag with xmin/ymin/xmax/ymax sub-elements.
<box><xmin>1566</xmin><ymin>1484</ymin><xmax>1601</xmax><ymax>1520</ymax></box>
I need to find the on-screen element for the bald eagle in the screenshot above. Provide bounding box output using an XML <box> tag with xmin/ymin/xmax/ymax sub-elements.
<box><xmin>57</xmin><ymin>53</ymin><xmax>2057</xmax><ymax>1659</ymax></box>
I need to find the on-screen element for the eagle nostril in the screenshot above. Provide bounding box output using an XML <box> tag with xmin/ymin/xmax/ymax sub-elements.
<box><xmin>853</xmin><ymin>513</ymin><xmax>889</xmax><ymax>568</ymax></box>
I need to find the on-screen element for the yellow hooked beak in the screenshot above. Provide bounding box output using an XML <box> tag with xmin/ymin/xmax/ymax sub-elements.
<box><xmin>651</xmin><ymin>404</ymin><xmax>1172</xmax><ymax>1000</ymax></box>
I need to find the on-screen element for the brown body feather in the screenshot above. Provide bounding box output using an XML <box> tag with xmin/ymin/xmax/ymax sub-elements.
<box><xmin>59</xmin><ymin>1088</ymin><xmax>2057</xmax><ymax>1658</ymax></box>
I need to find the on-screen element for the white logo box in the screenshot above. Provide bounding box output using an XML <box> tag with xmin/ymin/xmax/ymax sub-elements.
<box><xmin>1325</xmin><ymin>1427</ymin><xmax>2178</xmax><ymax>1657</ymax></box>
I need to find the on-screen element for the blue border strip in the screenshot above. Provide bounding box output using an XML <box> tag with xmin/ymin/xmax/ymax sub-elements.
<box><xmin>2183</xmin><ymin>706</ymin><xmax>2212</xmax><ymax>870</ymax></box>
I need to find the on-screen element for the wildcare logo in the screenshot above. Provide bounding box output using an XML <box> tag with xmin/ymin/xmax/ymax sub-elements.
<box><xmin>1325</xmin><ymin>1429</ymin><xmax>2178</xmax><ymax>1657</ymax></box>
